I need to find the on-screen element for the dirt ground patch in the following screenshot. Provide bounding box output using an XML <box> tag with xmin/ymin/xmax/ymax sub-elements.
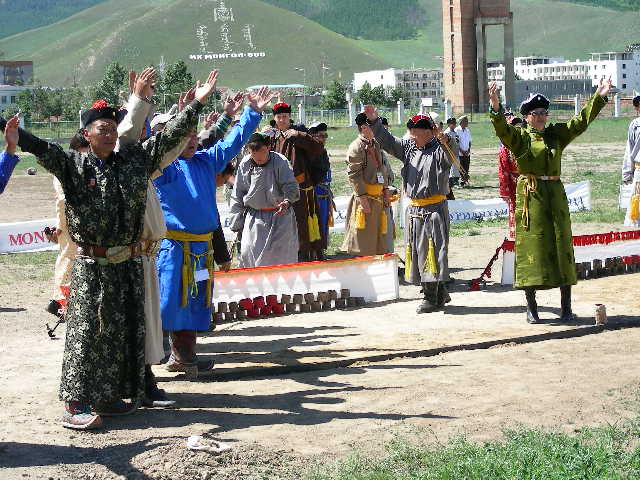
<box><xmin>0</xmin><ymin>143</ymin><xmax>638</xmax><ymax>479</ymax></box>
<box><xmin>1</xmin><ymin>251</ymin><xmax>638</xmax><ymax>479</ymax></box>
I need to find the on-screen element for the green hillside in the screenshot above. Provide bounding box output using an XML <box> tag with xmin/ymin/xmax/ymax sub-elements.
<box><xmin>0</xmin><ymin>0</ymin><xmax>104</xmax><ymax>41</ymax></box>
<box><xmin>552</xmin><ymin>0</ymin><xmax>639</xmax><ymax>9</ymax></box>
<box><xmin>261</xmin><ymin>0</ymin><xmax>426</xmax><ymax>40</ymax></box>
<box><xmin>352</xmin><ymin>0</ymin><xmax>640</xmax><ymax>69</ymax></box>
<box><xmin>0</xmin><ymin>0</ymin><xmax>638</xmax><ymax>88</ymax></box>
<box><xmin>0</xmin><ymin>0</ymin><xmax>387</xmax><ymax>88</ymax></box>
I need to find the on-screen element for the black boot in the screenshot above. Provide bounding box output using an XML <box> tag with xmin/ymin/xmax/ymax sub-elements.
<box><xmin>143</xmin><ymin>365</ymin><xmax>176</xmax><ymax>408</ymax></box>
<box><xmin>298</xmin><ymin>251</ymin><xmax>310</xmax><ymax>262</ymax></box>
<box><xmin>437</xmin><ymin>283</ymin><xmax>451</xmax><ymax>306</ymax></box>
<box><xmin>559</xmin><ymin>286</ymin><xmax>577</xmax><ymax>322</ymax></box>
<box><xmin>45</xmin><ymin>299</ymin><xmax>65</xmax><ymax>321</ymax></box>
<box><xmin>525</xmin><ymin>288</ymin><xmax>540</xmax><ymax>324</ymax></box>
<box><xmin>416</xmin><ymin>282</ymin><xmax>441</xmax><ymax>314</ymax></box>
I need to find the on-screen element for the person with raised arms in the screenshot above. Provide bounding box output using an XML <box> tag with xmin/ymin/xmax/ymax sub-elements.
<box><xmin>488</xmin><ymin>79</ymin><xmax>612</xmax><ymax>323</ymax></box>
<box><xmin>0</xmin><ymin>69</ymin><xmax>220</xmax><ymax>430</ymax></box>
<box><xmin>364</xmin><ymin>106</ymin><xmax>455</xmax><ymax>314</ymax></box>
<box><xmin>154</xmin><ymin>86</ymin><xmax>273</xmax><ymax>377</ymax></box>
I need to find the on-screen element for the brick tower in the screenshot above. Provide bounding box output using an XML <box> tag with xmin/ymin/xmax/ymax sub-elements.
<box><xmin>442</xmin><ymin>0</ymin><xmax>514</xmax><ymax>114</ymax></box>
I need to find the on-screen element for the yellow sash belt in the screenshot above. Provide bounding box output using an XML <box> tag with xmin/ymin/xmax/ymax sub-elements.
<box><xmin>355</xmin><ymin>183</ymin><xmax>387</xmax><ymax>235</ymax></box>
<box><xmin>165</xmin><ymin>230</ymin><xmax>214</xmax><ymax>308</ymax></box>
<box><xmin>364</xmin><ymin>183</ymin><xmax>384</xmax><ymax>196</ymax></box>
<box><xmin>300</xmin><ymin>186</ymin><xmax>321</xmax><ymax>242</ymax></box>
<box><xmin>409</xmin><ymin>194</ymin><xmax>446</xmax><ymax>207</ymax></box>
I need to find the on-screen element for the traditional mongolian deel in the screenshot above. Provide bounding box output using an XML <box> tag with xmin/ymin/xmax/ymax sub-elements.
<box><xmin>490</xmin><ymin>92</ymin><xmax>607</xmax><ymax>288</ymax></box>
<box><xmin>230</xmin><ymin>151</ymin><xmax>300</xmax><ymax>267</ymax></box>
<box><xmin>0</xmin><ymin>150</ymin><xmax>19</xmax><ymax>194</ymax></box>
<box><xmin>118</xmin><ymin>93</ymin><xmax>195</xmax><ymax>366</ymax></box>
<box><xmin>314</xmin><ymin>150</ymin><xmax>333</xmax><ymax>251</ymax></box>
<box><xmin>11</xmin><ymin>99</ymin><xmax>203</xmax><ymax>404</ymax></box>
<box><xmin>371</xmin><ymin>119</ymin><xmax>452</xmax><ymax>285</ymax></box>
<box><xmin>51</xmin><ymin>178</ymin><xmax>76</xmax><ymax>300</ymax></box>
<box><xmin>154</xmin><ymin>106</ymin><xmax>262</xmax><ymax>333</ymax></box>
<box><xmin>268</xmin><ymin>129</ymin><xmax>323</xmax><ymax>256</ymax></box>
<box><xmin>622</xmin><ymin>114</ymin><xmax>640</xmax><ymax>227</ymax></box>
<box><xmin>341</xmin><ymin>134</ymin><xmax>392</xmax><ymax>256</ymax></box>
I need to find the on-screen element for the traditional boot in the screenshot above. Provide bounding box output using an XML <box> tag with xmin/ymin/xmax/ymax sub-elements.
<box><xmin>416</xmin><ymin>282</ymin><xmax>440</xmax><ymax>314</ymax></box>
<box><xmin>525</xmin><ymin>288</ymin><xmax>540</xmax><ymax>324</ymax></box>
<box><xmin>298</xmin><ymin>251</ymin><xmax>310</xmax><ymax>262</ymax></box>
<box><xmin>437</xmin><ymin>282</ymin><xmax>451</xmax><ymax>306</ymax></box>
<box><xmin>143</xmin><ymin>365</ymin><xmax>176</xmax><ymax>408</ymax></box>
<box><xmin>93</xmin><ymin>399</ymin><xmax>136</xmax><ymax>416</ymax></box>
<box><xmin>559</xmin><ymin>285</ymin><xmax>577</xmax><ymax>322</ymax></box>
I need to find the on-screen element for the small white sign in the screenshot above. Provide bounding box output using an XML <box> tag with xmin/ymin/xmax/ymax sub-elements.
<box><xmin>195</xmin><ymin>269</ymin><xmax>210</xmax><ymax>282</ymax></box>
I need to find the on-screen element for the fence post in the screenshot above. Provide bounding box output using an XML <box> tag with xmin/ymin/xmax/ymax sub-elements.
<box><xmin>397</xmin><ymin>99</ymin><xmax>404</xmax><ymax>126</ymax></box>
<box><xmin>574</xmin><ymin>95</ymin><xmax>580</xmax><ymax>116</ymax></box>
<box><xmin>348</xmin><ymin>100</ymin><xmax>355</xmax><ymax>127</ymax></box>
<box><xmin>444</xmin><ymin>99</ymin><xmax>451</xmax><ymax>122</ymax></box>
<box><xmin>614</xmin><ymin>94</ymin><xmax>620</xmax><ymax>117</ymax></box>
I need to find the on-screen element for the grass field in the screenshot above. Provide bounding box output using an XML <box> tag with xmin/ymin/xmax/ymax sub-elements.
<box><xmin>309</xmin><ymin>416</ymin><xmax>640</xmax><ymax>479</ymax></box>
<box><xmin>1</xmin><ymin>0</ymin><xmax>638</xmax><ymax>88</ymax></box>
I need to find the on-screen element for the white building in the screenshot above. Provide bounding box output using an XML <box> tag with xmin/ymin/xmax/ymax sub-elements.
<box><xmin>353</xmin><ymin>68</ymin><xmax>444</xmax><ymax>107</ymax></box>
<box><xmin>488</xmin><ymin>49</ymin><xmax>640</xmax><ymax>95</ymax></box>
<box><xmin>0</xmin><ymin>85</ymin><xmax>32</xmax><ymax>112</ymax></box>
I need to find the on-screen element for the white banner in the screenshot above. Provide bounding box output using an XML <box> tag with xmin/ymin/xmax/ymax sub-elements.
<box><xmin>620</xmin><ymin>183</ymin><xmax>632</xmax><ymax>209</ymax></box>
<box><xmin>399</xmin><ymin>180</ymin><xmax>591</xmax><ymax>226</ymax></box>
<box><xmin>0</xmin><ymin>181</ymin><xmax>593</xmax><ymax>252</ymax></box>
<box><xmin>0</xmin><ymin>218</ymin><xmax>58</xmax><ymax>254</ymax></box>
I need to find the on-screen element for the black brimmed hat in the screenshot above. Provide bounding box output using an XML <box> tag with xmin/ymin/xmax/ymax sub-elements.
<box><xmin>519</xmin><ymin>93</ymin><xmax>550</xmax><ymax>115</ymax></box>
<box><xmin>81</xmin><ymin>100</ymin><xmax>120</xmax><ymax>128</ymax></box>
<box><xmin>308</xmin><ymin>121</ymin><xmax>327</xmax><ymax>134</ymax></box>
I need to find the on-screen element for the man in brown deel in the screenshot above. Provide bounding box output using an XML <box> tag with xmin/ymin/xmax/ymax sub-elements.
<box><xmin>341</xmin><ymin>112</ymin><xmax>392</xmax><ymax>256</ymax></box>
<box><xmin>267</xmin><ymin>102</ymin><xmax>324</xmax><ymax>261</ymax></box>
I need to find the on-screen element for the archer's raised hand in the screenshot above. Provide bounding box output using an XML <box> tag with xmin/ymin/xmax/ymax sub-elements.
<box><xmin>363</xmin><ymin>105</ymin><xmax>378</xmax><ymax>122</ymax></box>
<box><xmin>596</xmin><ymin>77</ymin><xmax>614</xmax><ymax>98</ymax></box>
<box><xmin>194</xmin><ymin>70</ymin><xmax>220</xmax><ymax>104</ymax></box>
<box><xmin>247</xmin><ymin>86</ymin><xmax>275</xmax><ymax>113</ymax></box>
<box><xmin>178</xmin><ymin>87</ymin><xmax>196</xmax><ymax>112</ymax></box>
<box><xmin>488</xmin><ymin>81</ymin><xmax>500</xmax><ymax>112</ymax></box>
<box><xmin>4</xmin><ymin>115</ymin><xmax>19</xmax><ymax>154</ymax></box>
<box><xmin>133</xmin><ymin>67</ymin><xmax>156</xmax><ymax>99</ymax></box>
<box><xmin>204</xmin><ymin>112</ymin><xmax>220</xmax><ymax>130</ymax></box>
<box><xmin>223</xmin><ymin>92</ymin><xmax>245</xmax><ymax>117</ymax></box>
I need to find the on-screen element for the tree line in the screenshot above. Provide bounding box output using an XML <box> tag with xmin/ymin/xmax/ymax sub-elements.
<box><xmin>320</xmin><ymin>80</ymin><xmax>411</xmax><ymax>110</ymax></box>
<box><xmin>2</xmin><ymin>60</ymin><xmax>204</xmax><ymax>122</ymax></box>
<box><xmin>5</xmin><ymin>64</ymin><xmax>412</xmax><ymax>122</ymax></box>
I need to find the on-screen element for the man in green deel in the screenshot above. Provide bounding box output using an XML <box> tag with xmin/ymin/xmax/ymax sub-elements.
<box><xmin>488</xmin><ymin>78</ymin><xmax>613</xmax><ymax>324</ymax></box>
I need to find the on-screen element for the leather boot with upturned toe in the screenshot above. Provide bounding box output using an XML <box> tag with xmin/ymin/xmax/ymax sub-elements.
<box><xmin>525</xmin><ymin>288</ymin><xmax>540</xmax><ymax>324</ymax></box>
